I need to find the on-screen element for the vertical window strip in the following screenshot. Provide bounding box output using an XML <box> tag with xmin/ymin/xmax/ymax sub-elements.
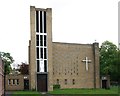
<box><xmin>40</xmin><ymin>48</ymin><xmax>43</xmax><ymax>59</ymax></box>
<box><xmin>40</xmin><ymin>11</ymin><xmax>42</xmax><ymax>33</ymax></box>
<box><xmin>44</xmin><ymin>48</ymin><xmax>47</xmax><ymax>59</ymax></box>
<box><xmin>44</xmin><ymin>11</ymin><xmax>46</xmax><ymax>33</ymax></box>
<box><xmin>36</xmin><ymin>35</ymin><xmax>39</xmax><ymax>46</ymax></box>
<box><xmin>36</xmin><ymin>11</ymin><xmax>39</xmax><ymax>32</ymax></box>
<box><xmin>42</xmin><ymin>11</ymin><xmax>44</xmax><ymax>33</ymax></box>
<box><xmin>44</xmin><ymin>60</ymin><xmax>47</xmax><ymax>72</ymax></box>
<box><xmin>36</xmin><ymin>47</ymin><xmax>39</xmax><ymax>59</ymax></box>
<box><xmin>44</xmin><ymin>35</ymin><xmax>47</xmax><ymax>46</ymax></box>
<box><xmin>37</xmin><ymin>60</ymin><xmax>40</xmax><ymax>72</ymax></box>
<box><xmin>40</xmin><ymin>35</ymin><xmax>43</xmax><ymax>46</ymax></box>
<box><xmin>38</xmin><ymin>11</ymin><xmax>40</xmax><ymax>33</ymax></box>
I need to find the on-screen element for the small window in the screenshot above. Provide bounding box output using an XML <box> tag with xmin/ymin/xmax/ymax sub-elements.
<box><xmin>17</xmin><ymin>79</ymin><xmax>19</xmax><ymax>85</ymax></box>
<box><xmin>72</xmin><ymin>79</ymin><xmax>75</xmax><ymax>85</ymax></box>
<box><xmin>65</xmin><ymin>79</ymin><xmax>67</xmax><ymax>85</ymax></box>
<box><xmin>13</xmin><ymin>79</ymin><xmax>15</xmax><ymax>85</ymax></box>
<box><xmin>8</xmin><ymin>79</ymin><xmax>11</xmax><ymax>85</ymax></box>
<box><xmin>57</xmin><ymin>79</ymin><xmax>59</xmax><ymax>84</ymax></box>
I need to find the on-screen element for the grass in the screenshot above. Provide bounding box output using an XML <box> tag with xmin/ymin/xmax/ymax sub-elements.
<box><xmin>12</xmin><ymin>91</ymin><xmax>41</xmax><ymax>96</ymax></box>
<box><xmin>10</xmin><ymin>86</ymin><xmax>119</xmax><ymax>96</ymax></box>
<box><xmin>49</xmin><ymin>86</ymin><xmax>119</xmax><ymax>95</ymax></box>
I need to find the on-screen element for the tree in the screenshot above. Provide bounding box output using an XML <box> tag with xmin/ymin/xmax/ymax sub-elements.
<box><xmin>18</xmin><ymin>62</ymin><xmax>29</xmax><ymax>75</ymax></box>
<box><xmin>0</xmin><ymin>52</ymin><xmax>14</xmax><ymax>74</ymax></box>
<box><xmin>100</xmin><ymin>41</ymin><xmax>118</xmax><ymax>81</ymax></box>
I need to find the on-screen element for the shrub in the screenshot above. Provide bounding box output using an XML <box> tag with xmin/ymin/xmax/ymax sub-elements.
<box><xmin>53</xmin><ymin>84</ymin><xmax>60</xmax><ymax>90</ymax></box>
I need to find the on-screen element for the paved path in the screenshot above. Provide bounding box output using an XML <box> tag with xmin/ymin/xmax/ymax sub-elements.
<box><xmin>5</xmin><ymin>91</ymin><xmax>13</xmax><ymax>96</ymax></box>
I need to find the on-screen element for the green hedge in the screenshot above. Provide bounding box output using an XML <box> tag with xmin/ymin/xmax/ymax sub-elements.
<box><xmin>53</xmin><ymin>84</ymin><xmax>60</xmax><ymax>89</ymax></box>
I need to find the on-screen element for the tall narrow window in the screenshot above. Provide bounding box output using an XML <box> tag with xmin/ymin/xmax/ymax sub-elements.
<box><xmin>36</xmin><ymin>47</ymin><xmax>39</xmax><ymax>59</ymax></box>
<box><xmin>36</xmin><ymin>11</ymin><xmax>39</xmax><ymax>32</ymax></box>
<box><xmin>44</xmin><ymin>11</ymin><xmax>46</xmax><ymax>33</ymax></box>
<box><xmin>72</xmin><ymin>79</ymin><xmax>75</xmax><ymax>85</ymax></box>
<box><xmin>40</xmin><ymin>11</ymin><xmax>42</xmax><ymax>33</ymax></box>
<box><xmin>16</xmin><ymin>79</ymin><xmax>19</xmax><ymax>85</ymax></box>
<box><xmin>44</xmin><ymin>60</ymin><xmax>47</xmax><ymax>72</ymax></box>
<box><xmin>40</xmin><ymin>35</ymin><xmax>43</xmax><ymax>46</ymax></box>
<box><xmin>65</xmin><ymin>79</ymin><xmax>67</xmax><ymax>85</ymax></box>
<box><xmin>57</xmin><ymin>79</ymin><xmax>59</xmax><ymax>84</ymax></box>
<box><xmin>37</xmin><ymin>60</ymin><xmax>40</xmax><ymax>72</ymax></box>
<box><xmin>44</xmin><ymin>48</ymin><xmax>47</xmax><ymax>59</ymax></box>
<box><xmin>40</xmin><ymin>48</ymin><xmax>43</xmax><ymax>59</ymax></box>
<box><xmin>44</xmin><ymin>35</ymin><xmax>47</xmax><ymax>46</ymax></box>
<box><xmin>8</xmin><ymin>79</ymin><xmax>11</xmax><ymax>85</ymax></box>
<box><xmin>36</xmin><ymin>35</ymin><xmax>39</xmax><ymax>46</ymax></box>
<box><xmin>13</xmin><ymin>79</ymin><xmax>15</xmax><ymax>85</ymax></box>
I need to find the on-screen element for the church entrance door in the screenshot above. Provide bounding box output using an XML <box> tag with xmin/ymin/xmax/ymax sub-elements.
<box><xmin>24</xmin><ymin>79</ymin><xmax>29</xmax><ymax>90</ymax></box>
<box><xmin>37</xmin><ymin>74</ymin><xmax>48</xmax><ymax>92</ymax></box>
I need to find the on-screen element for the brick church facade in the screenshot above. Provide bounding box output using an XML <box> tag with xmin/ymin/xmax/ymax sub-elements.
<box><xmin>29</xmin><ymin>6</ymin><xmax>100</xmax><ymax>92</ymax></box>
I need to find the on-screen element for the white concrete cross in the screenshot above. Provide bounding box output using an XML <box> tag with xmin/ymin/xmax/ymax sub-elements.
<box><xmin>82</xmin><ymin>57</ymin><xmax>91</xmax><ymax>71</ymax></box>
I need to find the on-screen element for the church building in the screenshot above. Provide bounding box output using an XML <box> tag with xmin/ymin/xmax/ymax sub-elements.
<box><xmin>29</xmin><ymin>6</ymin><xmax>100</xmax><ymax>92</ymax></box>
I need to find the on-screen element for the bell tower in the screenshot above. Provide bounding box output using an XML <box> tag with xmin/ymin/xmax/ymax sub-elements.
<box><xmin>29</xmin><ymin>6</ymin><xmax>53</xmax><ymax>92</ymax></box>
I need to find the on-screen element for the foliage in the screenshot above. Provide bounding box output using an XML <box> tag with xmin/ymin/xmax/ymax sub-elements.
<box><xmin>0</xmin><ymin>52</ymin><xmax>14</xmax><ymax>74</ymax></box>
<box><xmin>18</xmin><ymin>62</ymin><xmax>29</xmax><ymax>75</ymax></box>
<box><xmin>53</xmin><ymin>84</ymin><xmax>60</xmax><ymax>90</ymax></box>
<box><xmin>100</xmin><ymin>41</ymin><xmax>119</xmax><ymax>81</ymax></box>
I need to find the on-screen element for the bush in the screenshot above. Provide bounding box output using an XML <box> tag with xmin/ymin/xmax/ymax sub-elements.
<box><xmin>53</xmin><ymin>84</ymin><xmax>60</xmax><ymax>90</ymax></box>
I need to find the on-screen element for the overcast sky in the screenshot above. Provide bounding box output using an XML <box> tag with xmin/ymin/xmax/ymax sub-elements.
<box><xmin>0</xmin><ymin>0</ymin><xmax>119</xmax><ymax>65</ymax></box>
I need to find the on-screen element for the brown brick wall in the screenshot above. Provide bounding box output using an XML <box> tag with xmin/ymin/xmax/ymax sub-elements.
<box><xmin>0</xmin><ymin>57</ymin><xmax>4</xmax><ymax>96</ymax></box>
<box><xmin>52</xmin><ymin>42</ymin><xmax>100</xmax><ymax>89</ymax></box>
<box><xmin>5</xmin><ymin>74</ymin><xmax>29</xmax><ymax>91</ymax></box>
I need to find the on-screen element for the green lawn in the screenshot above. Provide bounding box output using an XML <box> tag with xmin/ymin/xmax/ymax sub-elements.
<box><xmin>49</xmin><ymin>87</ymin><xmax>119</xmax><ymax>95</ymax></box>
<box><xmin>11</xmin><ymin>87</ymin><xmax>119</xmax><ymax>96</ymax></box>
<box><xmin>12</xmin><ymin>91</ymin><xmax>41</xmax><ymax>96</ymax></box>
